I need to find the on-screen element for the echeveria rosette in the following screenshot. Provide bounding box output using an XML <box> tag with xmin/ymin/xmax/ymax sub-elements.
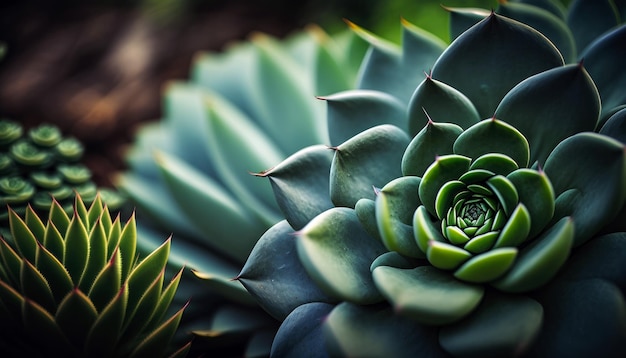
<box><xmin>239</xmin><ymin>8</ymin><xmax>626</xmax><ymax>358</ymax></box>
<box><xmin>0</xmin><ymin>120</ymin><xmax>125</xmax><ymax>237</ymax></box>
<box><xmin>0</xmin><ymin>194</ymin><xmax>190</xmax><ymax>357</ymax></box>
<box><xmin>117</xmin><ymin>28</ymin><xmax>368</xmax><ymax>355</ymax></box>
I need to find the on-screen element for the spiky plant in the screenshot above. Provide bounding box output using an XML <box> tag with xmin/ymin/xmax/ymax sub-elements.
<box><xmin>116</xmin><ymin>27</ymin><xmax>367</xmax><ymax>355</ymax></box>
<box><xmin>0</xmin><ymin>120</ymin><xmax>125</xmax><ymax>236</ymax></box>
<box><xmin>239</xmin><ymin>1</ymin><xmax>626</xmax><ymax>357</ymax></box>
<box><xmin>0</xmin><ymin>194</ymin><xmax>190</xmax><ymax>357</ymax></box>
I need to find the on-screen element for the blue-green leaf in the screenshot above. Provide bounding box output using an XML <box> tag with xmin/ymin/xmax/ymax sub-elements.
<box><xmin>270</xmin><ymin>302</ymin><xmax>334</xmax><ymax>358</ymax></box>
<box><xmin>567</xmin><ymin>0</ymin><xmax>620</xmax><ymax>54</ymax></box>
<box><xmin>402</xmin><ymin>120</ymin><xmax>464</xmax><ymax>177</ymax></box>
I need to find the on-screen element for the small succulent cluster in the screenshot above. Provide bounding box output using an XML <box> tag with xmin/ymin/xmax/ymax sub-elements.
<box><xmin>0</xmin><ymin>120</ymin><xmax>124</xmax><ymax>235</ymax></box>
<box><xmin>117</xmin><ymin>26</ymin><xmax>367</xmax><ymax>355</ymax></box>
<box><xmin>0</xmin><ymin>194</ymin><xmax>189</xmax><ymax>357</ymax></box>
<box><xmin>239</xmin><ymin>1</ymin><xmax>626</xmax><ymax>357</ymax></box>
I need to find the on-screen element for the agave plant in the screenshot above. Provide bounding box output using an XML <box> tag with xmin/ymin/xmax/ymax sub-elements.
<box><xmin>239</xmin><ymin>1</ymin><xmax>626</xmax><ymax>357</ymax></box>
<box><xmin>0</xmin><ymin>120</ymin><xmax>125</xmax><ymax>237</ymax></box>
<box><xmin>116</xmin><ymin>27</ymin><xmax>367</xmax><ymax>355</ymax></box>
<box><xmin>0</xmin><ymin>193</ymin><xmax>190</xmax><ymax>357</ymax></box>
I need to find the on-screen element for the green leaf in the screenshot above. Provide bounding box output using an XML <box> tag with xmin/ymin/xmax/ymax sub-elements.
<box><xmin>251</xmin><ymin>34</ymin><xmax>328</xmax><ymax>152</ymax></box>
<box><xmin>22</xmin><ymin>298</ymin><xmax>76</xmax><ymax>356</ymax></box>
<box><xmin>0</xmin><ymin>237</ymin><xmax>22</xmax><ymax>284</ymax></box>
<box><xmin>372</xmin><ymin>266</ymin><xmax>484</xmax><ymax>325</ymax></box>
<box><xmin>126</xmin><ymin>239</ymin><xmax>170</xmax><ymax>315</ymax></box>
<box><xmin>370</xmin><ymin>251</ymin><xmax>422</xmax><ymax>271</ymax></box>
<box><xmin>426</xmin><ymin>241</ymin><xmax>472</xmax><ymax>270</ymax></box>
<box><xmin>129</xmin><ymin>303</ymin><xmax>187</xmax><ymax>358</ymax></box>
<box><xmin>413</xmin><ymin>205</ymin><xmax>447</xmax><ymax>253</ymax></box>
<box><xmin>79</xmin><ymin>219</ymin><xmax>107</xmax><ymax>293</ymax></box>
<box><xmin>486</xmin><ymin>175</ymin><xmax>519</xmax><ymax>216</ymax></box>
<box><xmin>203</xmin><ymin>90</ymin><xmax>284</xmax><ymax>225</ymax></box>
<box><xmin>258</xmin><ymin>145</ymin><xmax>334</xmax><ymax>230</ymax></box>
<box><xmin>322</xmin><ymin>90</ymin><xmax>407</xmax><ymax>146</ymax></box>
<box><xmin>8</xmin><ymin>209</ymin><xmax>37</xmax><ymax>263</ymax></box>
<box><xmin>440</xmin><ymin>292</ymin><xmax>543</xmax><ymax>358</ymax></box>
<box><xmin>88</xmin><ymin>248</ymin><xmax>122</xmax><ymax>312</ymax></box>
<box><xmin>530</xmin><ymin>279</ymin><xmax>626</xmax><ymax>357</ymax></box>
<box><xmin>579</xmin><ymin>25</ymin><xmax>626</xmax><ymax>124</ymax></box>
<box><xmin>435</xmin><ymin>180</ymin><xmax>466</xmax><ymax>220</ymax></box>
<box><xmin>118</xmin><ymin>215</ymin><xmax>137</xmax><ymax>282</ymax></box>
<box><xmin>454</xmin><ymin>118</ymin><xmax>530</xmax><ymax>168</ymax></box>
<box><xmin>121</xmin><ymin>270</ymin><xmax>164</xmax><ymax>344</ymax></box>
<box><xmin>419</xmin><ymin>154</ymin><xmax>471</xmax><ymax>217</ymax></box>
<box><xmin>432</xmin><ymin>13</ymin><xmax>563</xmax><ymax>118</ymax></box>
<box><xmin>407</xmin><ymin>76</ymin><xmax>480</xmax><ymax>136</ymax></box>
<box><xmin>600</xmin><ymin>107</ymin><xmax>626</xmax><ymax>143</ymax></box>
<box><xmin>270</xmin><ymin>302</ymin><xmax>334</xmax><ymax>358</ymax></box>
<box><xmin>495</xmin><ymin>64</ymin><xmax>600</xmax><ymax>165</ymax></box>
<box><xmin>24</xmin><ymin>205</ymin><xmax>45</xmax><ymax>243</ymax></box>
<box><xmin>446</xmin><ymin>7</ymin><xmax>491</xmax><ymax>41</ymax></box>
<box><xmin>376</xmin><ymin>176</ymin><xmax>424</xmax><ymax>258</ymax></box>
<box><xmin>238</xmin><ymin>220</ymin><xmax>333</xmax><ymax>321</ymax></box>
<box><xmin>567</xmin><ymin>0</ymin><xmax>620</xmax><ymax>54</ymax></box>
<box><xmin>144</xmin><ymin>267</ymin><xmax>183</xmax><ymax>333</ymax></box>
<box><xmin>402</xmin><ymin>120</ymin><xmax>464</xmax><ymax>177</ymax></box>
<box><xmin>507</xmin><ymin>168</ymin><xmax>555</xmax><ymax>239</ymax></box>
<box><xmin>454</xmin><ymin>247</ymin><xmax>518</xmax><ymax>283</ymax></box>
<box><xmin>21</xmin><ymin>259</ymin><xmax>56</xmax><ymax>313</ymax></box>
<box><xmin>510</xmin><ymin>0</ymin><xmax>567</xmax><ymax>19</ymax></box>
<box><xmin>330</xmin><ymin>125</ymin><xmax>410</xmax><ymax>208</ymax></box>
<box><xmin>35</xmin><ymin>242</ymin><xmax>73</xmax><ymax>303</ymax></box>
<box><xmin>469</xmin><ymin>153</ymin><xmax>519</xmax><ymax>176</ymax></box>
<box><xmin>493</xmin><ymin>203</ymin><xmax>531</xmax><ymax>248</ymax></box>
<box><xmin>544</xmin><ymin>132</ymin><xmax>626</xmax><ymax>246</ymax></box>
<box><xmin>298</xmin><ymin>207</ymin><xmax>386</xmax><ymax>304</ymax></box>
<box><xmin>498</xmin><ymin>2</ymin><xmax>576</xmax><ymax>63</ymax></box>
<box><xmin>44</xmin><ymin>220</ymin><xmax>65</xmax><ymax>261</ymax></box>
<box><xmin>84</xmin><ymin>285</ymin><xmax>127</xmax><ymax>358</ymax></box>
<box><xmin>493</xmin><ymin>217</ymin><xmax>574</xmax><ymax>292</ymax></box>
<box><xmin>55</xmin><ymin>288</ymin><xmax>98</xmax><ymax>349</ymax></box>
<box><xmin>63</xmin><ymin>214</ymin><xmax>89</xmax><ymax>286</ymax></box>
<box><xmin>464</xmin><ymin>232</ymin><xmax>499</xmax><ymax>254</ymax></box>
<box><xmin>155</xmin><ymin>151</ymin><xmax>264</xmax><ymax>262</ymax></box>
<box><xmin>48</xmin><ymin>199</ymin><xmax>71</xmax><ymax>235</ymax></box>
<box><xmin>355</xmin><ymin>198</ymin><xmax>381</xmax><ymax>241</ymax></box>
<box><xmin>324</xmin><ymin>301</ymin><xmax>447</xmax><ymax>358</ymax></box>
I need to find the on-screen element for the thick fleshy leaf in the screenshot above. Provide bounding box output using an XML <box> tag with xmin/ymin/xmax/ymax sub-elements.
<box><xmin>248</xmin><ymin>34</ymin><xmax>328</xmax><ymax>152</ymax></box>
<box><xmin>259</xmin><ymin>145</ymin><xmax>334</xmax><ymax>230</ymax></box>
<box><xmin>8</xmin><ymin>209</ymin><xmax>37</xmax><ymax>263</ymax></box>
<box><xmin>558</xmin><ymin>232</ymin><xmax>626</xmax><ymax>293</ymax></box>
<box><xmin>270</xmin><ymin>302</ymin><xmax>334</xmax><ymax>358</ymax></box>
<box><xmin>426</xmin><ymin>241</ymin><xmax>472</xmax><ymax>270</ymax></box>
<box><xmin>493</xmin><ymin>217</ymin><xmax>574</xmax><ymax>292</ymax></box>
<box><xmin>407</xmin><ymin>76</ymin><xmax>480</xmax><ymax>136</ymax></box>
<box><xmin>414</xmin><ymin>205</ymin><xmax>447</xmax><ymax>253</ymax></box>
<box><xmin>63</xmin><ymin>214</ymin><xmax>89</xmax><ymax>286</ymax></box>
<box><xmin>155</xmin><ymin>151</ymin><xmax>264</xmax><ymax>262</ymax></box>
<box><xmin>486</xmin><ymin>175</ymin><xmax>519</xmax><ymax>216</ymax></box>
<box><xmin>324</xmin><ymin>301</ymin><xmax>448</xmax><ymax>357</ymax></box>
<box><xmin>495</xmin><ymin>64</ymin><xmax>600</xmax><ymax>165</ymax></box>
<box><xmin>498</xmin><ymin>2</ymin><xmax>576</xmax><ymax>63</ymax></box>
<box><xmin>322</xmin><ymin>90</ymin><xmax>406</xmax><ymax>146</ymax></box>
<box><xmin>297</xmin><ymin>207</ymin><xmax>386</xmax><ymax>304</ymax></box>
<box><xmin>238</xmin><ymin>220</ymin><xmax>334</xmax><ymax>321</ymax></box>
<box><xmin>440</xmin><ymin>292</ymin><xmax>543</xmax><ymax>358</ymax></box>
<box><xmin>530</xmin><ymin>279</ymin><xmax>626</xmax><ymax>357</ymax></box>
<box><xmin>469</xmin><ymin>153</ymin><xmax>519</xmax><ymax>176</ymax></box>
<box><xmin>493</xmin><ymin>203</ymin><xmax>531</xmax><ymax>248</ymax></box>
<box><xmin>507</xmin><ymin>168</ymin><xmax>555</xmax><ymax>239</ymax></box>
<box><xmin>454</xmin><ymin>118</ymin><xmax>530</xmax><ymax>168</ymax></box>
<box><xmin>145</xmin><ymin>268</ymin><xmax>183</xmax><ymax>333</ymax></box>
<box><xmin>432</xmin><ymin>13</ymin><xmax>563</xmax><ymax>118</ymax></box>
<box><xmin>121</xmin><ymin>270</ymin><xmax>164</xmax><ymax>344</ymax></box>
<box><xmin>567</xmin><ymin>0</ymin><xmax>620</xmax><ymax>54</ymax></box>
<box><xmin>128</xmin><ymin>303</ymin><xmax>187</xmax><ymax>358</ymax></box>
<box><xmin>35</xmin><ymin>242</ymin><xmax>73</xmax><ymax>303</ymax></box>
<box><xmin>544</xmin><ymin>133</ymin><xmax>626</xmax><ymax>246</ymax></box>
<box><xmin>402</xmin><ymin>120</ymin><xmax>464</xmax><ymax>177</ymax></box>
<box><xmin>446</xmin><ymin>7</ymin><xmax>491</xmax><ymax>41</ymax></box>
<box><xmin>24</xmin><ymin>205</ymin><xmax>45</xmax><ymax>242</ymax></box>
<box><xmin>22</xmin><ymin>298</ymin><xmax>76</xmax><ymax>356</ymax></box>
<box><xmin>376</xmin><ymin>177</ymin><xmax>424</xmax><ymax>258</ymax></box>
<box><xmin>0</xmin><ymin>238</ymin><xmax>22</xmax><ymax>284</ymax></box>
<box><xmin>79</xmin><ymin>219</ymin><xmax>108</xmax><ymax>292</ymax></box>
<box><xmin>88</xmin><ymin>248</ymin><xmax>122</xmax><ymax>312</ymax></box>
<box><xmin>330</xmin><ymin>125</ymin><xmax>410</xmax><ymax>208</ymax></box>
<box><xmin>370</xmin><ymin>251</ymin><xmax>421</xmax><ymax>271</ymax></box>
<box><xmin>580</xmin><ymin>25</ymin><xmax>626</xmax><ymax>124</ymax></box>
<box><xmin>453</xmin><ymin>248</ymin><xmax>518</xmax><ymax>283</ymax></box>
<box><xmin>20</xmin><ymin>260</ymin><xmax>56</xmax><ymax>313</ymax></box>
<box><xmin>510</xmin><ymin>0</ymin><xmax>567</xmax><ymax>19</ymax></box>
<box><xmin>419</xmin><ymin>154</ymin><xmax>472</xmax><ymax>217</ymax></box>
<box><xmin>203</xmin><ymin>91</ymin><xmax>284</xmax><ymax>225</ymax></box>
<box><xmin>351</xmin><ymin>19</ymin><xmax>445</xmax><ymax>104</ymax></box>
<box><xmin>55</xmin><ymin>288</ymin><xmax>98</xmax><ymax>349</ymax></box>
<box><xmin>355</xmin><ymin>198</ymin><xmax>380</xmax><ymax>241</ymax></box>
<box><xmin>373</xmin><ymin>266</ymin><xmax>483</xmax><ymax>325</ymax></box>
<box><xmin>600</xmin><ymin>107</ymin><xmax>626</xmax><ymax>143</ymax></box>
<box><xmin>126</xmin><ymin>239</ymin><xmax>170</xmax><ymax>315</ymax></box>
<box><xmin>117</xmin><ymin>215</ymin><xmax>136</xmax><ymax>282</ymax></box>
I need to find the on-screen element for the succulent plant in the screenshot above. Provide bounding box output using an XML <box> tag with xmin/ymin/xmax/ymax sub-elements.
<box><xmin>116</xmin><ymin>27</ymin><xmax>367</xmax><ymax>355</ymax></box>
<box><xmin>0</xmin><ymin>120</ymin><xmax>125</xmax><ymax>237</ymax></box>
<box><xmin>0</xmin><ymin>193</ymin><xmax>190</xmax><ymax>357</ymax></box>
<box><xmin>238</xmin><ymin>1</ymin><xmax>626</xmax><ymax>357</ymax></box>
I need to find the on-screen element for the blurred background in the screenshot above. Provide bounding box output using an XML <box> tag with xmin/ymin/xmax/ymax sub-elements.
<box><xmin>0</xmin><ymin>0</ymin><xmax>498</xmax><ymax>188</ymax></box>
